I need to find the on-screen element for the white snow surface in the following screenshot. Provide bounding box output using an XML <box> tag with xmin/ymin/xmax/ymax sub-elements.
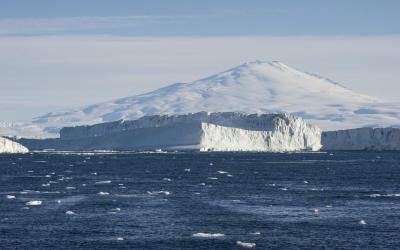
<box><xmin>1</xmin><ymin>60</ymin><xmax>399</xmax><ymax>138</ymax></box>
<box><xmin>0</xmin><ymin>137</ymin><xmax>29</xmax><ymax>153</ymax></box>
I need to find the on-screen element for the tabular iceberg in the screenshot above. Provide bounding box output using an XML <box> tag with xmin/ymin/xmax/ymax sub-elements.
<box><xmin>322</xmin><ymin>127</ymin><xmax>400</xmax><ymax>150</ymax></box>
<box><xmin>18</xmin><ymin>112</ymin><xmax>322</xmax><ymax>152</ymax></box>
<box><xmin>0</xmin><ymin>137</ymin><xmax>29</xmax><ymax>154</ymax></box>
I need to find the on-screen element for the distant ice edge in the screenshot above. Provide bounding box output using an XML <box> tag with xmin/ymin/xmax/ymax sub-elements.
<box><xmin>17</xmin><ymin>112</ymin><xmax>322</xmax><ymax>152</ymax></box>
<box><xmin>0</xmin><ymin>137</ymin><xmax>29</xmax><ymax>154</ymax></box>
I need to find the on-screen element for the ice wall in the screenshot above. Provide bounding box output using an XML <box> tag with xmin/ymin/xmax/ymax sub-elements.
<box><xmin>0</xmin><ymin>137</ymin><xmax>29</xmax><ymax>153</ymax></box>
<box><xmin>23</xmin><ymin>112</ymin><xmax>321</xmax><ymax>152</ymax></box>
<box><xmin>322</xmin><ymin>127</ymin><xmax>400</xmax><ymax>150</ymax></box>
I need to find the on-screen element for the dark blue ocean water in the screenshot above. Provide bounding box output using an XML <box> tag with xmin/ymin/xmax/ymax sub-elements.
<box><xmin>0</xmin><ymin>151</ymin><xmax>400</xmax><ymax>250</ymax></box>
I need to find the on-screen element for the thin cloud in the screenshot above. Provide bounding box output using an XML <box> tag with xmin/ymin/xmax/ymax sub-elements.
<box><xmin>0</xmin><ymin>15</ymin><xmax>188</xmax><ymax>35</ymax></box>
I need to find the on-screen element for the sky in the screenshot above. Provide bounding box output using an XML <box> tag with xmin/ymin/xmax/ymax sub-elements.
<box><xmin>1</xmin><ymin>0</ymin><xmax>400</xmax><ymax>120</ymax></box>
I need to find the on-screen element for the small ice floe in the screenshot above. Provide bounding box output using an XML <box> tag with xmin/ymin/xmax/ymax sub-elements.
<box><xmin>82</xmin><ymin>184</ymin><xmax>87</xmax><ymax>187</ymax></box>
<box><xmin>95</xmin><ymin>180</ymin><xmax>112</xmax><ymax>184</ymax></box>
<box><xmin>45</xmin><ymin>175</ymin><xmax>51</xmax><ymax>178</ymax></box>
<box><xmin>65</xmin><ymin>187</ymin><xmax>76</xmax><ymax>190</ymax></box>
<box><xmin>57</xmin><ymin>200</ymin><xmax>61</xmax><ymax>204</ymax></box>
<box><xmin>199</xmin><ymin>183</ymin><xmax>206</xmax><ymax>186</ymax></box>
<box><xmin>111</xmin><ymin>208</ymin><xmax>121</xmax><ymax>212</ymax></box>
<box><xmin>312</xmin><ymin>208</ymin><xmax>320</xmax><ymax>213</ymax></box>
<box><xmin>147</xmin><ymin>191</ymin><xmax>170</xmax><ymax>196</ymax></box>
<box><xmin>27</xmin><ymin>170</ymin><xmax>34</xmax><ymax>173</ymax></box>
<box><xmin>359</xmin><ymin>220</ymin><xmax>367</xmax><ymax>225</ymax></box>
<box><xmin>116</xmin><ymin>237</ymin><xmax>124</xmax><ymax>241</ymax></box>
<box><xmin>65</xmin><ymin>210</ymin><xmax>76</xmax><ymax>215</ymax></box>
<box><xmin>26</xmin><ymin>200</ymin><xmax>42</xmax><ymax>206</ymax></box>
<box><xmin>269</xmin><ymin>183</ymin><xmax>276</xmax><ymax>187</ymax></box>
<box><xmin>303</xmin><ymin>180</ymin><xmax>309</xmax><ymax>184</ymax></box>
<box><xmin>118</xmin><ymin>184</ymin><xmax>124</xmax><ymax>186</ymax></box>
<box><xmin>22</xmin><ymin>207</ymin><xmax>30</xmax><ymax>210</ymax></box>
<box><xmin>49</xmin><ymin>181</ymin><xmax>58</xmax><ymax>184</ymax></box>
<box><xmin>329</xmin><ymin>153</ymin><xmax>334</xmax><ymax>156</ymax></box>
<box><xmin>250</xmin><ymin>232</ymin><xmax>261</xmax><ymax>235</ymax></box>
<box><xmin>91</xmin><ymin>172</ymin><xmax>97</xmax><ymax>175</ymax></box>
<box><xmin>194</xmin><ymin>192</ymin><xmax>201</xmax><ymax>195</ymax></box>
<box><xmin>209</xmin><ymin>162</ymin><xmax>214</xmax><ymax>166</ymax></box>
<box><xmin>280</xmin><ymin>188</ymin><xmax>288</xmax><ymax>191</ymax></box>
<box><xmin>325</xmin><ymin>205</ymin><xmax>333</xmax><ymax>208</ymax></box>
<box><xmin>42</xmin><ymin>183</ymin><xmax>50</xmax><ymax>187</ymax></box>
<box><xmin>98</xmin><ymin>192</ymin><xmax>110</xmax><ymax>196</ymax></box>
<box><xmin>208</xmin><ymin>177</ymin><xmax>218</xmax><ymax>180</ymax></box>
<box><xmin>227</xmin><ymin>174</ymin><xmax>233</xmax><ymax>177</ymax></box>
<box><xmin>217</xmin><ymin>171</ymin><xmax>228</xmax><ymax>174</ymax></box>
<box><xmin>192</xmin><ymin>232</ymin><xmax>224</xmax><ymax>238</ymax></box>
<box><xmin>6</xmin><ymin>195</ymin><xmax>16</xmax><ymax>199</ymax></box>
<box><xmin>19</xmin><ymin>191</ymin><xmax>28</xmax><ymax>194</ymax></box>
<box><xmin>184</xmin><ymin>168</ymin><xmax>191</xmax><ymax>172</ymax></box>
<box><xmin>162</xmin><ymin>178</ymin><xmax>172</xmax><ymax>182</ymax></box>
<box><xmin>236</xmin><ymin>241</ymin><xmax>256</xmax><ymax>248</ymax></box>
<box><xmin>369</xmin><ymin>193</ymin><xmax>400</xmax><ymax>198</ymax></box>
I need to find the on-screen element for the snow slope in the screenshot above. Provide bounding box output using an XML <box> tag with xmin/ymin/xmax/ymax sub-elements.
<box><xmin>2</xmin><ymin>61</ymin><xmax>399</xmax><ymax>138</ymax></box>
<box><xmin>18</xmin><ymin>112</ymin><xmax>322</xmax><ymax>152</ymax></box>
<box><xmin>0</xmin><ymin>137</ymin><xmax>29</xmax><ymax>153</ymax></box>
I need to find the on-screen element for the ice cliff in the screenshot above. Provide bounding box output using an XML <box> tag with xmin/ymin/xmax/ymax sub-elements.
<box><xmin>19</xmin><ymin>112</ymin><xmax>322</xmax><ymax>152</ymax></box>
<box><xmin>322</xmin><ymin>127</ymin><xmax>400</xmax><ymax>150</ymax></box>
<box><xmin>0</xmin><ymin>137</ymin><xmax>29</xmax><ymax>154</ymax></box>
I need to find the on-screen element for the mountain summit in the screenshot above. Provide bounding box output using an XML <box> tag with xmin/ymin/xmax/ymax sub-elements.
<box><xmin>3</xmin><ymin>61</ymin><xmax>400</xmax><ymax>138</ymax></box>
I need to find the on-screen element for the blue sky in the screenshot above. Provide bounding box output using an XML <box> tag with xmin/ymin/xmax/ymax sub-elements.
<box><xmin>0</xmin><ymin>1</ymin><xmax>400</xmax><ymax>120</ymax></box>
<box><xmin>1</xmin><ymin>0</ymin><xmax>399</xmax><ymax>36</ymax></box>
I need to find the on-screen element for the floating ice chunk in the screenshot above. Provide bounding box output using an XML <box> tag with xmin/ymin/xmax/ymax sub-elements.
<box><xmin>118</xmin><ymin>184</ymin><xmax>124</xmax><ymax>186</ymax></box>
<box><xmin>111</xmin><ymin>208</ymin><xmax>121</xmax><ymax>212</ymax></box>
<box><xmin>325</xmin><ymin>205</ymin><xmax>332</xmax><ymax>208</ymax></box>
<box><xmin>95</xmin><ymin>180</ymin><xmax>112</xmax><ymax>184</ymax></box>
<box><xmin>236</xmin><ymin>241</ymin><xmax>256</xmax><ymax>248</ymax></box>
<box><xmin>217</xmin><ymin>171</ymin><xmax>228</xmax><ymax>174</ymax></box>
<box><xmin>57</xmin><ymin>200</ymin><xmax>61</xmax><ymax>203</ymax></box>
<box><xmin>147</xmin><ymin>191</ymin><xmax>170</xmax><ymax>196</ymax></box>
<box><xmin>194</xmin><ymin>192</ymin><xmax>201</xmax><ymax>195</ymax></box>
<box><xmin>6</xmin><ymin>195</ymin><xmax>15</xmax><ymax>199</ymax></box>
<box><xmin>116</xmin><ymin>237</ymin><xmax>124</xmax><ymax>241</ymax></box>
<box><xmin>66</xmin><ymin>210</ymin><xmax>76</xmax><ymax>215</ymax></box>
<box><xmin>280</xmin><ymin>188</ymin><xmax>288</xmax><ymax>191</ymax></box>
<box><xmin>42</xmin><ymin>183</ymin><xmax>50</xmax><ymax>187</ymax></box>
<box><xmin>65</xmin><ymin>187</ymin><xmax>76</xmax><ymax>190</ymax></box>
<box><xmin>199</xmin><ymin>183</ymin><xmax>206</xmax><ymax>186</ymax></box>
<box><xmin>313</xmin><ymin>208</ymin><xmax>320</xmax><ymax>213</ymax></box>
<box><xmin>209</xmin><ymin>162</ymin><xmax>214</xmax><ymax>166</ymax></box>
<box><xmin>227</xmin><ymin>174</ymin><xmax>233</xmax><ymax>177</ymax></box>
<box><xmin>250</xmin><ymin>232</ymin><xmax>261</xmax><ymax>235</ymax></box>
<box><xmin>303</xmin><ymin>180</ymin><xmax>309</xmax><ymax>184</ymax></box>
<box><xmin>91</xmin><ymin>172</ymin><xmax>97</xmax><ymax>175</ymax></box>
<box><xmin>98</xmin><ymin>192</ymin><xmax>110</xmax><ymax>195</ymax></box>
<box><xmin>192</xmin><ymin>232</ymin><xmax>224</xmax><ymax>238</ymax></box>
<box><xmin>208</xmin><ymin>177</ymin><xmax>218</xmax><ymax>180</ymax></box>
<box><xmin>82</xmin><ymin>184</ymin><xmax>87</xmax><ymax>186</ymax></box>
<box><xmin>359</xmin><ymin>220</ymin><xmax>367</xmax><ymax>225</ymax></box>
<box><xmin>184</xmin><ymin>168</ymin><xmax>191</xmax><ymax>172</ymax></box>
<box><xmin>26</xmin><ymin>200</ymin><xmax>42</xmax><ymax>206</ymax></box>
<box><xmin>162</xmin><ymin>178</ymin><xmax>172</xmax><ymax>182</ymax></box>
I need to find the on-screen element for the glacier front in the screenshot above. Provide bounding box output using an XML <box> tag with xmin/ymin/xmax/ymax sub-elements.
<box><xmin>322</xmin><ymin>127</ymin><xmax>400</xmax><ymax>150</ymax></box>
<box><xmin>0</xmin><ymin>137</ymin><xmax>29</xmax><ymax>154</ymax></box>
<box><xmin>18</xmin><ymin>112</ymin><xmax>322</xmax><ymax>152</ymax></box>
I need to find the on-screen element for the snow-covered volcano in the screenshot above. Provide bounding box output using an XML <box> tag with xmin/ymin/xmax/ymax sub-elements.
<box><xmin>2</xmin><ymin>61</ymin><xmax>400</xmax><ymax>138</ymax></box>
